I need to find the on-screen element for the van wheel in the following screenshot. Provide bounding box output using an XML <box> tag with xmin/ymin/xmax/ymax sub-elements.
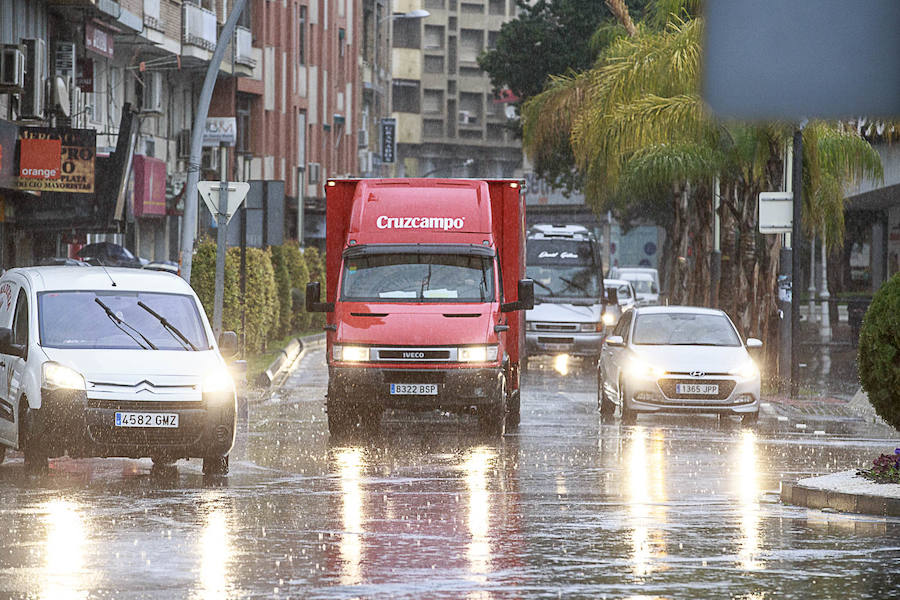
<box><xmin>20</xmin><ymin>402</ymin><xmax>47</xmax><ymax>473</ymax></box>
<box><xmin>478</xmin><ymin>376</ymin><xmax>507</xmax><ymax>436</ymax></box>
<box><xmin>202</xmin><ymin>455</ymin><xmax>229</xmax><ymax>475</ymax></box>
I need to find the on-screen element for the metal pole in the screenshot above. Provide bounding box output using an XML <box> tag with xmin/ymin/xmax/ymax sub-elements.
<box><xmin>213</xmin><ymin>145</ymin><xmax>228</xmax><ymax>338</ymax></box>
<box><xmin>790</xmin><ymin>128</ymin><xmax>803</xmax><ymax>399</ymax></box>
<box><xmin>819</xmin><ymin>226</ymin><xmax>831</xmax><ymax>341</ymax></box>
<box><xmin>180</xmin><ymin>0</ymin><xmax>248</xmax><ymax>284</ymax></box>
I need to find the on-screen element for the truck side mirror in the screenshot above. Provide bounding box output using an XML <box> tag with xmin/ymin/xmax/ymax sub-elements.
<box><xmin>306</xmin><ymin>281</ymin><xmax>335</xmax><ymax>313</ymax></box>
<box><xmin>218</xmin><ymin>331</ymin><xmax>238</xmax><ymax>358</ymax></box>
<box><xmin>501</xmin><ymin>279</ymin><xmax>534</xmax><ymax>312</ymax></box>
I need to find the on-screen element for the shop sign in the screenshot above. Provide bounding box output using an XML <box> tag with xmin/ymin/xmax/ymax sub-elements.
<box><xmin>85</xmin><ymin>23</ymin><xmax>114</xmax><ymax>59</ymax></box>
<box><xmin>77</xmin><ymin>58</ymin><xmax>94</xmax><ymax>92</ymax></box>
<box><xmin>16</xmin><ymin>128</ymin><xmax>96</xmax><ymax>194</ymax></box>
<box><xmin>202</xmin><ymin>117</ymin><xmax>237</xmax><ymax>147</ymax></box>
<box><xmin>133</xmin><ymin>155</ymin><xmax>167</xmax><ymax>217</ymax></box>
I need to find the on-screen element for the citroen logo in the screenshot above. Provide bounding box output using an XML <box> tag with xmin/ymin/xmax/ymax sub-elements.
<box><xmin>690</xmin><ymin>371</ymin><xmax>705</xmax><ymax>378</ymax></box>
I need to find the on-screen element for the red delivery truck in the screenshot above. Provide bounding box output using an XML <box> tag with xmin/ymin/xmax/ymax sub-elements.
<box><xmin>306</xmin><ymin>178</ymin><xmax>533</xmax><ymax>436</ymax></box>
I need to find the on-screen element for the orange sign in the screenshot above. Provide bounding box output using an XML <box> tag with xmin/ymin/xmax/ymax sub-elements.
<box><xmin>19</xmin><ymin>138</ymin><xmax>62</xmax><ymax>180</ymax></box>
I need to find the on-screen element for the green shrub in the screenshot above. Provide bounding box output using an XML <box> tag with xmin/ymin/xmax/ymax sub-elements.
<box><xmin>302</xmin><ymin>246</ymin><xmax>326</xmax><ymax>330</ymax></box>
<box><xmin>269</xmin><ymin>244</ymin><xmax>293</xmax><ymax>338</ymax></box>
<box><xmin>858</xmin><ymin>273</ymin><xmax>900</xmax><ymax>431</ymax></box>
<box><xmin>190</xmin><ymin>238</ymin><xmax>241</xmax><ymax>335</ymax></box>
<box><xmin>283</xmin><ymin>241</ymin><xmax>310</xmax><ymax>331</ymax></box>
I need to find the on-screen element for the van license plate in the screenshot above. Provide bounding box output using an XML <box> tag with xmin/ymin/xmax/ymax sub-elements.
<box><xmin>115</xmin><ymin>412</ymin><xmax>179</xmax><ymax>428</ymax></box>
<box><xmin>675</xmin><ymin>384</ymin><xmax>718</xmax><ymax>395</ymax></box>
<box><xmin>390</xmin><ymin>383</ymin><xmax>438</xmax><ymax>395</ymax></box>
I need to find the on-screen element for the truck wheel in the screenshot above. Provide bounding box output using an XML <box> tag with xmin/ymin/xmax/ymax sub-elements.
<box><xmin>202</xmin><ymin>455</ymin><xmax>229</xmax><ymax>475</ymax></box>
<box><xmin>20</xmin><ymin>401</ymin><xmax>48</xmax><ymax>473</ymax></box>
<box><xmin>327</xmin><ymin>402</ymin><xmax>355</xmax><ymax>436</ymax></box>
<box><xmin>507</xmin><ymin>389</ymin><xmax>521</xmax><ymax>429</ymax></box>
<box><xmin>359</xmin><ymin>406</ymin><xmax>383</xmax><ymax>434</ymax></box>
<box><xmin>479</xmin><ymin>376</ymin><xmax>507</xmax><ymax>436</ymax></box>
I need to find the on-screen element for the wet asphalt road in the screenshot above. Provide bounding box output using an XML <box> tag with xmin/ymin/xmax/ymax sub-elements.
<box><xmin>0</xmin><ymin>346</ymin><xmax>899</xmax><ymax>599</ymax></box>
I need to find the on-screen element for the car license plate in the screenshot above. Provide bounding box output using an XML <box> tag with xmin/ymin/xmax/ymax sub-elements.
<box><xmin>114</xmin><ymin>412</ymin><xmax>179</xmax><ymax>428</ymax></box>
<box><xmin>545</xmin><ymin>343</ymin><xmax>570</xmax><ymax>351</ymax></box>
<box><xmin>390</xmin><ymin>383</ymin><xmax>438</xmax><ymax>395</ymax></box>
<box><xmin>676</xmin><ymin>383</ymin><xmax>719</xmax><ymax>395</ymax></box>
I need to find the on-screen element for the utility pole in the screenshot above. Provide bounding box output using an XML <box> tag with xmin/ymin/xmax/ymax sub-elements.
<box><xmin>180</xmin><ymin>0</ymin><xmax>248</xmax><ymax>284</ymax></box>
<box><xmin>790</xmin><ymin>127</ymin><xmax>804</xmax><ymax>399</ymax></box>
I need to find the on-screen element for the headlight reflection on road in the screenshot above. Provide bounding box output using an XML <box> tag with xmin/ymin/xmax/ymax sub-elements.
<box><xmin>463</xmin><ymin>446</ymin><xmax>495</xmax><ymax>590</ymax></box>
<box><xmin>336</xmin><ymin>447</ymin><xmax>366</xmax><ymax>586</ymax></box>
<box><xmin>736</xmin><ymin>430</ymin><xmax>764</xmax><ymax>571</ymax></box>
<box><xmin>198</xmin><ymin>505</ymin><xmax>234</xmax><ymax>600</ymax></box>
<box><xmin>625</xmin><ymin>427</ymin><xmax>669</xmax><ymax>577</ymax></box>
<box><xmin>42</xmin><ymin>499</ymin><xmax>89</xmax><ymax>600</ymax></box>
<box><xmin>553</xmin><ymin>354</ymin><xmax>569</xmax><ymax>375</ymax></box>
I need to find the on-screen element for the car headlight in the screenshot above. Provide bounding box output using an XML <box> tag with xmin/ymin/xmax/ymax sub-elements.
<box><xmin>202</xmin><ymin>368</ymin><xmax>235</xmax><ymax>395</ymax></box>
<box><xmin>731</xmin><ymin>359</ymin><xmax>759</xmax><ymax>380</ymax></box>
<box><xmin>602</xmin><ymin>312</ymin><xmax>616</xmax><ymax>326</ymax></box>
<box><xmin>459</xmin><ymin>345</ymin><xmax>499</xmax><ymax>362</ymax></box>
<box><xmin>333</xmin><ymin>345</ymin><xmax>370</xmax><ymax>362</ymax></box>
<box><xmin>41</xmin><ymin>362</ymin><xmax>85</xmax><ymax>391</ymax></box>
<box><xmin>626</xmin><ymin>357</ymin><xmax>666</xmax><ymax>379</ymax></box>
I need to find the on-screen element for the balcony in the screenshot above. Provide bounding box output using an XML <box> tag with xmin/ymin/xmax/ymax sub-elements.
<box><xmin>234</xmin><ymin>26</ymin><xmax>256</xmax><ymax>67</ymax></box>
<box><xmin>143</xmin><ymin>0</ymin><xmax>162</xmax><ymax>30</ymax></box>
<box><xmin>183</xmin><ymin>2</ymin><xmax>217</xmax><ymax>52</ymax></box>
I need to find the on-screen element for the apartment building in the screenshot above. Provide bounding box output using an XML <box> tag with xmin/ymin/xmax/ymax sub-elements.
<box><xmin>0</xmin><ymin>0</ymin><xmax>355</xmax><ymax>266</ymax></box>
<box><xmin>387</xmin><ymin>0</ymin><xmax>521</xmax><ymax>178</ymax></box>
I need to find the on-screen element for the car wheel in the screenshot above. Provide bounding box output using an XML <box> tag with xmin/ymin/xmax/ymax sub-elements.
<box><xmin>598</xmin><ymin>380</ymin><xmax>616</xmax><ymax>418</ymax></box>
<box><xmin>202</xmin><ymin>455</ymin><xmax>229</xmax><ymax>475</ymax></box>
<box><xmin>741</xmin><ymin>411</ymin><xmax>759</xmax><ymax>426</ymax></box>
<box><xmin>478</xmin><ymin>376</ymin><xmax>507</xmax><ymax>436</ymax></box>
<box><xmin>619</xmin><ymin>382</ymin><xmax>637</xmax><ymax>425</ymax></box>
<box><xmin>20</xmin><ymin>401</ymin><xmax>47</xmax><ymax>473</ymax></box>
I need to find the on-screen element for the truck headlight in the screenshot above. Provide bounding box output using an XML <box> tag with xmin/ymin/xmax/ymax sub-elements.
<box><xmin>333</xmin><ymin>345</ymin><xmax>369</xmax><ymax>362</ymax></box>
<box><xmin>731</xmin><ymin>359</ymin><xmax>759</xmax><ymax>380</ymax></box>
<box><xmin>602</xmin><ymin>312</ymin><xmax>616</xmax><ymax>326</ymax></box>
<box><xmin>458</xmin><ymin>345</ymin><xmax>499</xmax><ymax>362</ymax></box>
<box><xmin>202</xmin><ymin>368</ymin><xmax>235</xmax><ymax>395</ymax></box>
<box><xmin>42</xmin><ymin>362</ymin><xmax>86</xmax><ymax>391</ymax></box>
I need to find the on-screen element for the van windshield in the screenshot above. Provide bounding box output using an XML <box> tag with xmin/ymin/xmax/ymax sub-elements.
<box><xmin>341</xmin><ymin>253</ymin><xmax>495</xmax><ymax>302</ymax></box>
<box><xmin>38</xmin><ymin>291</ymin><xmax>209</xmax><ymax>350</ymax></box>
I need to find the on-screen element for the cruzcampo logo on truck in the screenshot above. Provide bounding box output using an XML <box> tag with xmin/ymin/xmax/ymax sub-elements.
<box><xmin>376</xmin><ymin>216</ymin><xmax>466</xmax><ymax>231</ymax></box>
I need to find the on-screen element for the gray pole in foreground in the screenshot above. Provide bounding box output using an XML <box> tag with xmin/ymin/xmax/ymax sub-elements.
<box><xmin>180</xmin><ymin>0</ymin><xmax>247</xmax><ymax>284</ymax></box>
<box><xmin>213</xmin><ymin>146</ymin><xmax>228</xmax><ymax>337</ymax></box>
<box><xmin>790</xmin><ymin>128</ymin><xmax>803</xmax><ymax>398</ymax></box>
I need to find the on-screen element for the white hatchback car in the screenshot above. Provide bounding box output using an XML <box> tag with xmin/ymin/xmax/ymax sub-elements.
<box><xmin>0</xmin><ymin>266</ymin><xmax>237</xmax><ymax>473</ymax></box>
<box><xmin>598</xmin><ymin>306</ymin><xmax>762</xmax><ymax>425</ymax></box>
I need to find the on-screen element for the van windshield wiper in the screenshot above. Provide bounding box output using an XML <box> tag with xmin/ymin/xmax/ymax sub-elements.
<box><xmin>94</xmin><ymin>298</ymin><xmax>157</xmax><ymax>350</ymax></box>
<box><xmin>532</xmin><ymin>279</ymin><xmax>555</xmax><ymax>296</ymax></box>
<box><xmin>137</xmin><ymin>301</ymin><xmax>199</xmax><ymax>351</ymax></box>
<box><xmin>559</xmin><ymin>276</ymin><xmax>590</xmax><ymax>296</ymax></box>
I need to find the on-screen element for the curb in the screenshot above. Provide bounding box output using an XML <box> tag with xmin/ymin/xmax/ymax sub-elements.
<box><xmin>255</xmin><ymin>332</ymin><xmax>326</xmax><ymax>387</ymax></box>
<box><xmin>781</xmin><ymin>471</ymin><xmax>900</xmax><ymax>518</ymax></box>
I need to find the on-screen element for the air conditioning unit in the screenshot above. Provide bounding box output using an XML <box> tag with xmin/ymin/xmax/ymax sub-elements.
<box><xmin>0</xmin><ymin>45</ymin><xmax>25</xmax><ymax>92</ymax></box>
<box><xmin>21</xmin><ymin>39</ymin><xmax>46</xmax><ymax>118</ymax></box>
<box><xmin>176</xmin><ymin>128</ymin><xmax>191</xmax><ymax>158</ymax></box>
<box><xmin>357</xmin><ymin>128</ymin><xmax>369</xmax><ymax>148</ymax></box>
<box><xmin>140</xmin><ymin>71</ymin><xmax>163</xmax><ymax>114</ymax></box>
<box><xmin>458</xmin><ymin>110</ymin><xmax>476</xmax><ymax>125</ymax></box>
<box><xmin>307</xmin><ymin>162</ymin><xmax>321</xmax><ymax>184</ymax></box>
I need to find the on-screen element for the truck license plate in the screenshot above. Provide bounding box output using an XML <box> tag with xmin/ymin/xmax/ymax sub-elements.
<box><xmin>390</xmin><ymin>383</ymin><xmax>438</xmax><ymax>395</ymax></box>
<box><xmin>115</xmin><ymin>412</ymin><xmax>179</xmax><ymax>428</ymax></box>
<box><xmin>675</xmin><ymin>383</ymin><xmax>719</xmax><ymax>395</ymax></box>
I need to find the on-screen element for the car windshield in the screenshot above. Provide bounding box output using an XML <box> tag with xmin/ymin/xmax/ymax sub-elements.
<box><xmin>625</xmin><ymin>278</ymin><xmax>655</xmax><ymax>294</ymax></box>
<box><xmin>632</xmin><ymin>313</ymin><xmax>741</xmax><ymax>346</ymax></box>
<box><xmin>38</xmin><ymin>291</ymin><xmax>209</xmax><ymax>350</ymax></box>
<box><xmin>341</xmin><ymin>253</ymin><xmax>495</xmax><ymax>302</ymax></box>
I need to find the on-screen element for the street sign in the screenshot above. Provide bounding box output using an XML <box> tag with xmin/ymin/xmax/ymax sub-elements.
<box><xmin>202</xmin><ymin>117</ymin><xmax>237</xmax><ymax>147</ymax></box>
<box><xmin>197</xmin><ymin>181</ymin><xmax>250</xmax><ymax>225</ymax></box>
<box><xmin>759</xmin><ymin>191</ymin><xmax>793</xmax><ymax>234</ymax></box>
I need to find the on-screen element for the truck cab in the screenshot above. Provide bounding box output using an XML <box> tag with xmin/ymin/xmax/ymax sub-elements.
<box><xmin>307</xmin><ymin>179</ymin><xmax>532</xmax><ymax>436</ymax></box>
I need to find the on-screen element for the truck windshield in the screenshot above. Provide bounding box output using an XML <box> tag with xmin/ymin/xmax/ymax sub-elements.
<box><xmin>38</xmin><ymin>291</ymin><xmax>209</xmax><ymax>350</ymax></box>
<box><xmin>341</xmin><ymin>254</ymin><xmax>495</xmax><ymax>302</ymax></box>
<box><xmin>526</xmin><ymin>239</ymin><xmax>601</xmax><ymax>299</ymax></box>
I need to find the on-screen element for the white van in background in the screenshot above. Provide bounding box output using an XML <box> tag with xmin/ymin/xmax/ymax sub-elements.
<box><xmin>608</xmin><ymin>267</ymin><xmax>660</xmax><ymax>306</ymax></box>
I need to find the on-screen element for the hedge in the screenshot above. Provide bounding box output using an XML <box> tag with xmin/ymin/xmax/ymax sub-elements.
<box><xmin>283</xmin><ymin>242</ymin><xmax>311</xmax><ymax>331</ymax></box>
<box><xmin>302</xmin><ymin>246</ymin><xmax>326</xmax><ymax>330</ymax></box>
<box><xmin>269</xmin><ymin>244</ymin><xmax>293</xmax><ymax>338</ymax></box>
<box><xmin>858</xmin><ymin>273</ymin><xmax>900</xmax><ymax>431</ymax></box>
<box><xmin>190</xmin><ymin>239</ymin><xmax>241</xmax><ymax>336</ymax></box>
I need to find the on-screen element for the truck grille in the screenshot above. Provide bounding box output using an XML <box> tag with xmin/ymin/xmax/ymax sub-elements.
<box><xmin>377</xmin><ymin>349</ymin><xmax>452</xmax><ymax>361</ymax></box>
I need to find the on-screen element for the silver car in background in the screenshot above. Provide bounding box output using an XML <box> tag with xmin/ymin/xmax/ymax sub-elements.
<box><xmin>598</xmin><ymin>306</ymin><xmax>762</xmax><ymax>425</ymax></box>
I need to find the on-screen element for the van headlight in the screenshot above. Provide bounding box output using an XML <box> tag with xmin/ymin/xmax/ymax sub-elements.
<box><xmin>731</xmin><ymin>359</ymin><xmax>759</xmax><ymax>380</ymax></box>
<box><xmin>602</xmin><ymin>312</ymin><xmax>616</xmax><ymax>326</ymax></box>
<box><xmin>202</xmin><ymin>368</ymin><xmax>235</xmax><ymax>395</ymax></box>
<box><xmin>333</xmin><ymin>345</ymin><xmax>370</xmax><ymax>362</ymax></box>
<box><xmin>458</xmin><ymin>345</ymin><xmax>499</xmax><ymax>362</ymax></box>
<box><xmin>42</xmin><ymin>362</ymin><xmax>86</xmax><ymax>391</ymax></box>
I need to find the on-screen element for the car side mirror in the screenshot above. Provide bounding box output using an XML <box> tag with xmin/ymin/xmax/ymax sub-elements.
<box><xmin>502</xmin><ymin>279</ymin><xmax>534</xmax><ymax>312</ymax></box>
<box><xmin>606</xmin><ymin>335</ymin><xmax>625</xmax><ymax>347</ymax></box>
<box><xmin>306</xmin><ymin>281</ymin><xmax>334</xmax><ymax>313</ymax></box>
<box><xmin>218</xmin><ymin>331</ymin><xmax>238</xmax><ymax>358</ymax></box>
<box><xmin>746</xmin><ymin>338</ymin><xmax>763</xmax><ymax>349</ymax></box>
<box><xmin>0</xmin><ymin>327</ymin><xmax>23</xmax><ymax>357</ymax></box>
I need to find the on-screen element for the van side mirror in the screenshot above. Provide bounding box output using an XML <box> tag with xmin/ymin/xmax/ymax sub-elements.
<box><xmin>218</xmin><ymin>331</ymin><xmax>238</xmax><ymax>358</ymax></box>
<box><xmin>502</xmin><ymin>279</ymin><xmax>534</xmax><ymax>312</ymax></box>
<box><xmin>0</xmin><ymin>327</ymin><xmax>23</xmax><ymax>358</ymax></box>
<box><xmin>306</xmin><ymin>281</ymin><xmax>334</xmax><ymax>313</ymax></box>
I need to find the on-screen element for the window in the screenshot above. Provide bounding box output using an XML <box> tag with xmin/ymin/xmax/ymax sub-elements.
<box><xmin>425</xmin><ymin>0</ymin><xmax>444</xmax><ymax>8</ymax></box>
<box><xmin>424</xmin><ymin>25</ymin><xmax>444</xmax><ymax>50</ymax></box>
<box><xmin>459</xmin><ymin>29</ymin><xmax>482</xmax><ymax>63</ymax></box>
<box><xmin>298</xmin><ymin>6</ymin><xmax>306</xmax><ymax>65</ymax></box>
<box><xmin>423</xmin><ymin>89</ymin><xmax>443</xmax><ymax>113</ymax></box>
<box><xmin>489</xmin><ymin>0</ymin><xmax>504</xmax><ymax>15</ymax></box>
<box><xmin>236</xmin><ymin>94</ymin><xmax>252</xmax><ymax>154</ymax></box>
<box><xmin>392</xmin><ymin>19</ymin><xmax>421</xmax><ymax>49</ymax></box>
<box><xmin>423</xmin><ymin>119</ymin><xmax>444</xmax><ymax>138</ymax></box>
<box><xmin>12</xmin><ymin>290</ymin><xmax>27</xmax><ymax>349</ymax></box>
<box><xmin>392</xmin><ymin>80</ymin><xmax>421</xmax><ymax>113</ymax></box>
<box><xmin>424</xmin><ymin>55</ymin><xmax>444</xmax><ymax>73</ymax></box>
<box><xmin>238</xmin><ymin>0</ymin><xmax>251</xmax><ymax>29</ymax></box>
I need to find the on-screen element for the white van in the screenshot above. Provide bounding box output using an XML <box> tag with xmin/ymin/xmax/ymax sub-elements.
<box><xmin>0</xmin><ymin>266</ymin><xmax>237</xmax><ymax>474</ymax></box>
